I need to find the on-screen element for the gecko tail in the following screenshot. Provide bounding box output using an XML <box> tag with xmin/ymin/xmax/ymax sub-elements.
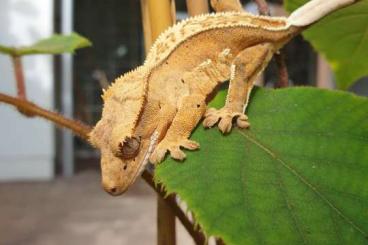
<box><xmin>287</xmin><ymin>0</ymin><xmax>358</xmax><ymax>27</ymax></box>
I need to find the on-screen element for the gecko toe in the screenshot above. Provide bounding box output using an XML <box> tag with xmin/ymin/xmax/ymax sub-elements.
<box><xmin>236</xmin><ymin>116</ymin><xmax>250</xmax><ymax>128</ymax></box>
<box><xmin>203</xmin><ymin>115</ymin><xmax>220</xmax><ymax>128</ymax></box>
<box><xmin>218</xmin><ymin>116</ymin><xmax>233</xmax><ymax>133</ymax></box>
<box><xmin>150</xmin><ymin>147</ymin><xmax>167</xmax><ymax>165</ymax></box>
<box><xmin>181</xmin><ymin>139</ymin><xmax>200</xmax><ymax>150</ymax></box>
<box><xmin>169</xmin><ymin>147</ymin><xmax>186</xmax><ymax>161</ymax></box>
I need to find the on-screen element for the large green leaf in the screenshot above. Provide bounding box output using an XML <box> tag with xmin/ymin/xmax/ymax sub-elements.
<box><xmin>0</xmin><ymin>33</ymin><xmax>91</xmax><ymax>56</ymax></box>
<box><xmin>285</xmin><ymin>0</ymin><xmax>368</xmax><ymax>90</ymax></box>
<box><xmin>155</xmin><ymin>87</ymin><xmax>368</xmax><ymax>244</ymax></box>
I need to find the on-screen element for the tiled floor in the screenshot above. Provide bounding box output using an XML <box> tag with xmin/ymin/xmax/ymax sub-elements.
<box><xmin>0</xmin><ymin>170</ymin><xmax>194</xmax><ymax>245</ymax></box>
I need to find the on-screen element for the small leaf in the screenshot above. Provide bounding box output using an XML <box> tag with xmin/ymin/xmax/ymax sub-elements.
<box><xmin>285</xmin><ymin>0</ymin><xmax>368</xmax><ymax>90</ymax></box>
<box><xmin>155</xmin><ymin>87</ymin><xmax>368</xmax><ymax>244</ymax></box>
<box><xmin>0</xmin><ymin>33</ymin><xmax>91</xmax><ymax>56</ymax></box>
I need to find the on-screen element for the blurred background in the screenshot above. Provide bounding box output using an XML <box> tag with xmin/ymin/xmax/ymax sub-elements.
<box><xmin>0</xmin><ymin>0</ymin><xmax>367</xmax><ymax>244</ymax></box>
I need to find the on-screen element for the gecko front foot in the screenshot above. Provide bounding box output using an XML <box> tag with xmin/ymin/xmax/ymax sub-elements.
<box><xmin>149</xmin><ymin>138</ymin><xmax>200</xmax><ymax>165</ymax></box>
<box><xmin>203</xmin><ymin>107</ymin><xmax>250</xmax><ymax>133</ymax></box>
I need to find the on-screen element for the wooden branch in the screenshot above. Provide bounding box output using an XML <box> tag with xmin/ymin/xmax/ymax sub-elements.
<box><xmin>186</xmin><ymin>0</ymin><xmax>209</xmax><ymax>16</ymax></box>
<box><xmin>0</xmin><ymin>92</ymin><xmax>92</xmax><ymax>141</ymax></box>
<box><xmin>142</xmin><ymin>171</ymin><xmax>207</xmax><ymax>245</ymax></box>
<box><xmin>0</xmin><ymin>90</ymin><xmax>206</xmax><ymax>244</ymax></box>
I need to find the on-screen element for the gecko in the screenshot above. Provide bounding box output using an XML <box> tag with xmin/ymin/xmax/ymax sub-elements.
<box><xmin>89</xmin><ymin>0</ymin><xmax>358</xmax><ymax>195</ymax></box>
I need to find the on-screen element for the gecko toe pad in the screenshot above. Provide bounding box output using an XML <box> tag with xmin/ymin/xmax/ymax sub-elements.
<box><xmin>203</xmin><ymin>107</ymin><xmax>250</xmax><ymax>133</ymax></box>
<box><xmin>150</xmin><ymin>138</ymin><xmax>200</xmax><ymax>164</ymax></box>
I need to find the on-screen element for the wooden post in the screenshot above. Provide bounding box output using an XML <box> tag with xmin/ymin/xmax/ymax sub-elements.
<box><xmin>143</xmin><ymin>1</ymin><xmax>176</xmax><ymax>244</ymax></box>
<box><xmin>186</xmin><ymin>0</ymin><xmax>209</xmax><ymax>16</ymax></box>
<box><xmin>147</xmin><ymin>0</ymin><xmax>175</xmax><ymax>40</ymax></box>
<box><xmin>157</xmin><ymin>194</ymin><xmax>177</xmax><ymax>245</ymax></box>
<box><xmin>140</xmin><ymin>0</ymin><xmax>153</xmax><ymax>53</ymax></box>
<box><xmin>316</xmin><ymin>55</ymin><xmax>334</xmax><ymax>89</ymax></box>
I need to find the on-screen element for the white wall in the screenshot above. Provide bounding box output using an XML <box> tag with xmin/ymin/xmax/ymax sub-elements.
<box><xmin>0</xmin><ymin>0</ymin><xmax>55</xmax><ymax>181</ymax></box>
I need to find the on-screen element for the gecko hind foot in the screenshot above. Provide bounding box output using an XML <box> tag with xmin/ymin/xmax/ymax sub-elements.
<box><xmin>203</xmin><ymin>107</ymin><xmax>250</xmax><ymax>133</ymax></box>
<box><xmin>149</xmin><ymin>139</ymin><xmax>200</xmax><ymax>165</ymax></box>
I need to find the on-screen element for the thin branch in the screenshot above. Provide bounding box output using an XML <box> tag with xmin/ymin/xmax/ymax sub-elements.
<box><xmin>275</xmin><ymin>51</ymin><xmax>289</xmax><ymax>88</ymax></box>
<box><xmin>253</xmin><ymin>0</ymin><xmax>270</xmax><ymax>15</ymax></box>
<box><xmin>0</xmin><ymin>91</ymin><xmax>207</xmax><ymax>244</ymax></box>
<box><xmin>0</xmin><ymin>92</ymin><xmax>92</xmax><ymax>141</ymax></box>
<box><xmin>253</xmin><ymin>0</ymin><xmax>289</xmax><ymax>88</ymax></box>
<box><xmin>142</xmin><ymin>171</ymin><xmax>207</xmax><ymax>245</ymax></box>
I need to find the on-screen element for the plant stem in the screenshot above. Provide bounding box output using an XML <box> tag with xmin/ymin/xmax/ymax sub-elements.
<box><xmin>0</xmin><ymin>91</ymin><xmax>206</xmax><ymax>244</ymax></box>
<box><xmin>11</xmin><ymin>55</ymin><xmax>27</xmax><ymax>100</ymax></box>
<box><xmin>253</xmin><ymin>0</ymin><xmax>289</xmax><ymax>88</ymax></box>
<box><xmin>0</xmin><ymin>92</ymin><xmax>92</xmax><ymax>141</ymax></box>
<box><xmin>216</xmin><ymin>238</ymin><xmax>226</xmax><ymax>245</ymax></box>
<box><xmin>253</xmin><ymin>0</ymin><xmax>270</xmax><ymax>15</ymax></box>
<box><xmin>142</xmin><ymin>171</ymin><xmax>207</xmax><ymax>245</ymax></box>
<box><xmin>275</xmin><ymin>51</ymin><xmax>289</xmax><ymax>88</ymax></box>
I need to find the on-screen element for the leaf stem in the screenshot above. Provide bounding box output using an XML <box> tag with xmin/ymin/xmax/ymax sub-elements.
<box><xmin>11</xmin><ymin>55</ymin><xmax>27</xmax><ymax>100</ymax></box>
<box><xmin>0</xmin><ymin>92</ymin><xmax>92</xmax><ymax>141</ymax></box>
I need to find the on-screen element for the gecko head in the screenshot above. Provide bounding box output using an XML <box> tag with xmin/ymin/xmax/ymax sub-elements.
<box><xmin>89</xmin><ymin>116</ymin><xmax>146</xmax><ymax>196</ymax></box>
<box><xmin>100</xmin><ymin>142</ymin><xmax>147</xmax><ymax>196</ymax></box>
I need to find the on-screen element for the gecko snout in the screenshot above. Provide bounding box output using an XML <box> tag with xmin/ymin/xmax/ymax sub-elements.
<box><xmin>105</xmin><ymin>186</ymin><xmax>120</xmax><ymax>196</ymax></box>
<box><xmin>103</xmin><ymin>183</ymin><xmax>126</xmax><ymax>196</ymax></box>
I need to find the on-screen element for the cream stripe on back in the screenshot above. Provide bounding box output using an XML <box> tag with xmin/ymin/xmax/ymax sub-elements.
<box><xmin>145</xmin><ymin>12</ymin><xmax>288</xmax><ymax>68</ymax></box>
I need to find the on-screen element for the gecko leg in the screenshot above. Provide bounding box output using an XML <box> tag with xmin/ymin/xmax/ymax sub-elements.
<box><xmin>150</xmin><ymin>94</ymin><xmax>206</xmax><ymax>164</ymax></box>
<box><xmin>203</xmin><ymin>43</ymin><xmax>274</xmax><ymax>133</ymax></box>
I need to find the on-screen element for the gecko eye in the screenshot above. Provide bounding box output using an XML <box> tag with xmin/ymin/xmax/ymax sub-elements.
<box><xmin>118</xmin><ymin>136</ymin><xmax>141</xmax><ymax>159</ymax></box>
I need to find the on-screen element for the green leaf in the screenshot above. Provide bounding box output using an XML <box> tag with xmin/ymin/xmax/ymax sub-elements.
<box><xmin>155</xmin><ymin>87</ymin><xmax>368</xmax><ymax>244</ymax></box>
<box><xmin>284</xmin><ymin>0</ymin><xmax>368</xmax><ymax>90</ymax></box>
<box><xmin>0</xmin><ymin>33</ymin><xmax>91</xmax><ymax>56</ymax></box>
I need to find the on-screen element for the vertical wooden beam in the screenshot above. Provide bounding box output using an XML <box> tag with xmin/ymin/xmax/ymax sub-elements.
<box><xmin>316</xmin><ymin>55</ymin><xmax>334</xmax><ymax>89</ymax></box>
<box><xmin>147</xmin><ymin>0</ymin><xmax>175</xmax><ymax>41</ymax></box>
<box><xmin>140</xmin><ymin>0</ymin><xmax>153</xmax><ymax>53</ymax></box>
<box><xmin>186</xmin><ymin>0</ymin><xmax>209</xmax><ymax>16</ymax></box>
<box><xmin>157</xmin><ymin>195</ymin><xmax>177</xmax><ymax>245</ymax></box>
<box><xmin>143</xmin><ymin>1</ymin><xmax>176</xmax><ymax>244</ymax></box>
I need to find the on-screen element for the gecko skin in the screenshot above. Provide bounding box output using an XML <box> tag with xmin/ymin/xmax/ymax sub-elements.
<box><xmin>89</xmin><ymin>0</ymin><xmax>358</xmax><ymax>195</ymax></box>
